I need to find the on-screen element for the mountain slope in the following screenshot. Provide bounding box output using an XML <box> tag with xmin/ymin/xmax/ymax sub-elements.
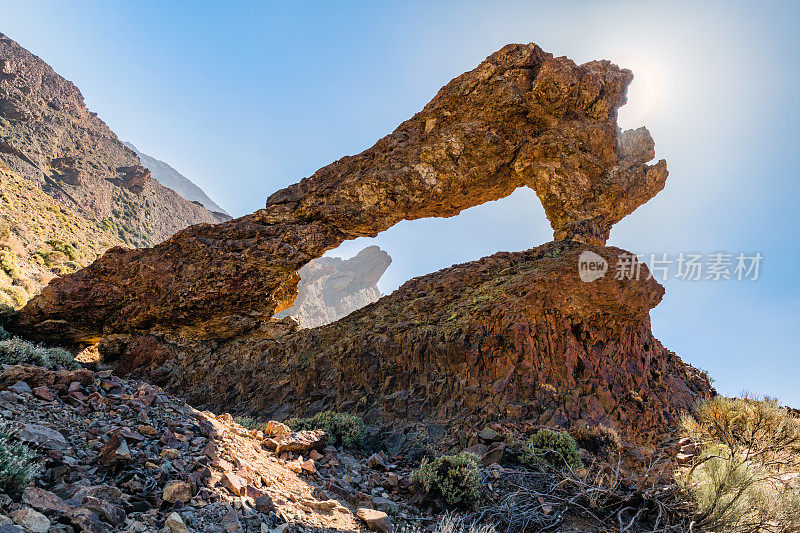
<box><xmin>124</xmin><ymin>141</ymin><xmax>230</xmax><ymax>220</ymax></box>
<box><xmin>0</xmin><ymin>160</ymin><xmax>124</xmax><ymax>313</ymax></box>
<box><xmin>0</xmin><ymin>32</ymin><xmax>219</xmax><ymax>246</ymax></box>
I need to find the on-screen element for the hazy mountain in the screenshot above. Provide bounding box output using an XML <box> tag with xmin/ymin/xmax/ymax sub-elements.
<box><xmin>124</xmin><ymin>142</ymin><xmax>230</xmax><ymax>219</ymax></box>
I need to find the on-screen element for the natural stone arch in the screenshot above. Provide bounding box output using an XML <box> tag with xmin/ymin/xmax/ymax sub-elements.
<box><xmin>14</xmin><ymin>43</ymin><xmax>665</xmax><ymax>344</ymax></box>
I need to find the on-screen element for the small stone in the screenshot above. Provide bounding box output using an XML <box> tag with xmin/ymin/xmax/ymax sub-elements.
<box><xmin>119</xmin><ymin>428</ymin><xmax>145</xmax><ymax>441</ymax></box>
<box><xmin>98</xmin><ymin>433</ymin><xmax>130</xmax><ymax>464</ymax></box>
<box><xmin>481</xmin><ymin>441</ymin><xmax>505</xmax><ymax>466</ymax></box>
<box><xmin>10</xmin><ymin>507</ymin><xmax>49</xmax><ymax>533</ymax></box>
<box><xmin>478</xmin><ymin>427</ymin><xmax>503</xmax><ymax>442</ymax></box>
<box><xmin>32</xmin><ymin>386</ymin><xmax>55</xmax><ymax>401</ymax></box>
<box><xmin>8</xmin><ymin>381</ymin><xmax>32</xmax><ymax>395</ymax></box>
<box><xmin>165</xmin><ymin>512</ymin><xmax>189</xmax><ymax>533</ymax></box>
<box><xmin>366</xmin><ymin>453</ymin><xmax>387</xmax><ymax>471</ymax></box>
<box><xmin>66</xmin><ymin>508</ymin><xmax>104</xmax><ymax>533</ymax></box>
<box><xmin>162</xmin><ymin>480</ymin><xmax>193</xmax><ymax>503</ymax></box>
<box><xmin>300</xmin><ymin>459</ymin><xmax>316</xmax><ymax>474</ymax></box>
<box><xmin>220</xmin><ymin>509</ymin><xmax>242</xmax><ymax>532</ymax></box>
<box><xmin>267</xmin><ymin>429</ymin><xmax>327</xmax><ymax>453</ymax></box>
<box><xmin>82</xmin><ymin>496</ymin><xmax>125</xmax><ymax>525</ymax></box>
<box><xmin>138</xmin><ymin>424</ymin><xmax>157</xmax><ymax>436</ymax></box>
<box><xmin>12</xmin><ymin>422</ymin><xmax>67</xmax><ymax>450</ymax></box>
<box><xmin>71</xmin><ymin>485</ymin><xmax>124</xmax><ymax>505</ymax></box>
<box><xmin>464</xmin><ymin>443</ymin><xmax>488</xmax><ymax>457</ymax></box>
<box><xmin>160</xmin><ymin>448</ymin><xmax>180</xmax><ymax>459</ymax></box>
<box><xmin>356</xmin><ymin>508</ymin><xmax>390</xmax><ymax>533</ymax></box>
<box><xmin>264</xmin><ymin>421</ymin><xmax>291</xmax><ymax>438</ymax></box>
<box><xmin>22</xmin><ymin>487</ymin><xmax>72</xmax><ymax>513</ymax></box>
<box><xmin>222</xmin><ymin>473</ymin><xmax>247</xmax><ymax>496</ymax></box>
<box><xmin>308</xmin><ymin>449</ymin><xmax>323</xmax><ymax>461</ymax></box>
<box><xmin>254</xmin><ymin>494</ymin><xmax>275</xmax><ymax>513</ymax></box>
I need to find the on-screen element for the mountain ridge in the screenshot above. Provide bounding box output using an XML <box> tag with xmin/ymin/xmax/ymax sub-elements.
<box><xmin>0</xmin><ymin>31</ymin><xmax>220</xmax><ymax>246</ymax></box>
<box><xmin>123</xmin><ymin>141</ymin><xmax>230</xmax><ymax>219</ymax></box>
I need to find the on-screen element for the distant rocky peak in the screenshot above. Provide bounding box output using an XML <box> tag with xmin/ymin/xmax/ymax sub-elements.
<box><xmin>276</xmin><ymin>246</ymin><xmax>392</xmax><ymax>328</ymax></box>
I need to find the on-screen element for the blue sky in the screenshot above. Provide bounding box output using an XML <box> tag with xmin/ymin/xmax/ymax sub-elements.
<box><xmin>3</xmin><ymin>1</ymin><xmax>799</xmax><ymax>404</ymax></box>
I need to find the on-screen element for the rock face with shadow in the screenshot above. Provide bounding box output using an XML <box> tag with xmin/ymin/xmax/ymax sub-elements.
<box><xmin>100</xmin><ymin>242</ymin><xmax>711</xmax><ymax>445</ymax></box>
<box><xmin>14</xmin><ymin>43</ymin><xmax>666</xmax><ymax>343</ymax></box>
<box><xmin>275</xmin><ymin>246</ymin><xmax>391</xmax><ymax>328</ymax></box>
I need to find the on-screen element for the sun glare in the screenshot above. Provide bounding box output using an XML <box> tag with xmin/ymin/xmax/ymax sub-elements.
<box><xmin>615</xmin><ymin>55</ymin><xmax>668</xmax><ymax>130</ymax></box>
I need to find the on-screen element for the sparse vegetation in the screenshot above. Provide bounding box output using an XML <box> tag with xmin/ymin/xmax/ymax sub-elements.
<box><xmin>286</xmin><ymin>411</ymin><xmax>365</xmax><ymax>448</ymax></box>
<box><xmin>233</xmin><ymin>415</ymin><xmax>269</xmax><ymax>432</ymax></box>
<box><xmin>570</xmin><ymin>423</ymin><xmax>621</xmax><ymax>459</ymax></box>
<box><xmin>412</xmin><ymin>452</ymin><xmax>481</xmax><ymax>509</ymax></box>
<box><xmin>0</xmin><ymin>325</ymin><xmax>9</xmax><ymax>340</ymax></box>
<box><xmin>45</xmin><ymin>239</ymin><xmax>79</xmax><ymax>261</ymax></box>
<box><xmin>679</xmin><ymin>395</ymin><xmax>800</xmax><ymax>532</ymax></box>
<box><xmin>519</xmin><ymin>428</ymin><xmax>583</xmax><ymax>470</ymax></box>
<box><xmin>470</xmin><ymin>458</ymin><xmax>690</xmax><ymax>531</ymax></box>
<box><xmin>405</xmin><ymin>513</ymin><xmax>496</xmax><ymax>533</ymax></box>
<box><xmin>0</xmin><ymin>429</ymin><xmax>38</xmax><ymax>492</ymax></box>
<box><xmin>0</xmin><ymin>336</ymin><xmax>78</xmax><ymax>369</ymax></box>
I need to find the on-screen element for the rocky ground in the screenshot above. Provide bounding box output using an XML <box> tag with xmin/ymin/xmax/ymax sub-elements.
<box><xmin>0</xmin><ymin>363</ymin><xmax>393</xmax><ymax>532</ymax></box>
<box><xmin>0</xmin><ymin>352</ymin><xmax>705</xmax><ymax>533</ymax></box>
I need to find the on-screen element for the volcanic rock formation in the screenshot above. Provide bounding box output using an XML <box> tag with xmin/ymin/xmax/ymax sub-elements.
<box><xmin>275</xmin><ymin>246</ymin><xmax>391</xmax><ymax>328</ymax></box>
<box><xmin>100</xmin><ymin>242</ymin><xmax>710</xmax><ymax>445</ymax></box>
<box><xmin>0</xmin><ymin>32</ymin><xmax>219</xmax><ymax>247</ymax></box>
<box><xmin>14</xmin><ymin>43</ymin><xmax>667</xmax><ymax>342</ymax></box>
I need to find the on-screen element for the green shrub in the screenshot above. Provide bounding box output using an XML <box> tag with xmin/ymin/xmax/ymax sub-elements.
<box><xmin>0</xmin><ymin>325</ymin><xmax>9</xmax><ymax>341</ymax></box>
<box><xmin>1</xmin><ymin>285</ymin><xmax>28</xmax><ymax>308</ymax></box>
<box><xmin>520</xmin><ymin>428</ymin><xmax>583</xmax><ymax>470</ymax></box>
<box><xmin>0</xmin><ymin>337</ymin><xmax>78</xmax><ymax>369</ymax></box>
<box><xmin>45</xmin><ymin>239</ymin><xmax>79</xmax><ymax>261</ymax></box>
<box><xmin>569</xmin><ymin>424</ymin><xmax>621</xmax><ymax>458</ymax></box>
<box><xmin>0</xmin><ymin>250</ymin><xmax>20</xmax><ymax>278</ymax></box>
<box><xmin>679</xmin><ymin>396</ymin><xmax>800</xmax><ymax>532</ymax></box>
<box><xmin>286</xmin><ymin>411</ymin><xmax>365</xmax><ymax>448</ymax></box>
<box><xmin>0</xmin><ymin>430</ymin><xmax>38</xmax><ymax>492</ymax></box>
<box><xmin>234</xmin><ymin>415</ymin><xmax>268</xmax><ymax>432</ymax></box>
<box><xmin>411</xmin><ymin>452</ymin><xmax>481</xmax><ymax>509</ymax></box>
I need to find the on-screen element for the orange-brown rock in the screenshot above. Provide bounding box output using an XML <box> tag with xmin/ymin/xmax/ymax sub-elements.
<box><xmin>14</xmin><ymin>43</ymin><xmax>666</xmax><ymax>343</ymax></box>
<box><xmin>102</xmin><ymin>242</ymin><xmax>712</xmax><ymax>445</ymax></box>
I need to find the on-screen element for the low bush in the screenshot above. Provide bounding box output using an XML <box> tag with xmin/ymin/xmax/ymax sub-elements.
<box><xmin>286</xmin><ymin>411</ymin><xmax>365</xmax><ymax>448</ymax></box>
<box><xmin>679</xmin><ymin>395</ymin><xmax>800</xmax><ymax>532</ymax></box>
<box><xmin>0</xmin><ymin>325</ymin><xmax>9</xmax><ymax>341</ymax></box>
<box><xmin>520</xmin><ymin>428</ymin><xmax>583</xmax><ymax>470</ymax></box>
<box><xmin>411</xmin><ymin>452</ymin><xmax>481</xmax><ymax>509</ymax></box>
<box><xmin>45</xmin><ymin>239</ymin><xmax>79</xmax><ymax>261</ymax></box>
<box><xmin>0</xmin><ymin>429</ymin><xmax>38</xmax><ymax>492</ymax></box>
<box><xmin>0</xmin><ymin>337</ymin><xmax>78</xmax><ymax>369</ymax></box>
<box><xmin>234</xmin><ymin>415</ymin><xmax>268</xmax><ymax>432</ymax></box>
<box><xmin>570</xmin><ymin>423</ymin><xmax>621</xmax><ymax>458</ymax></box>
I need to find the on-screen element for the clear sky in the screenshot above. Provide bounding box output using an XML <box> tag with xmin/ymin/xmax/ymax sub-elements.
<box><xmin>3</xmin><ymin>1</ymin><xmax>799</xmax><ymax>405</ymax></box>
